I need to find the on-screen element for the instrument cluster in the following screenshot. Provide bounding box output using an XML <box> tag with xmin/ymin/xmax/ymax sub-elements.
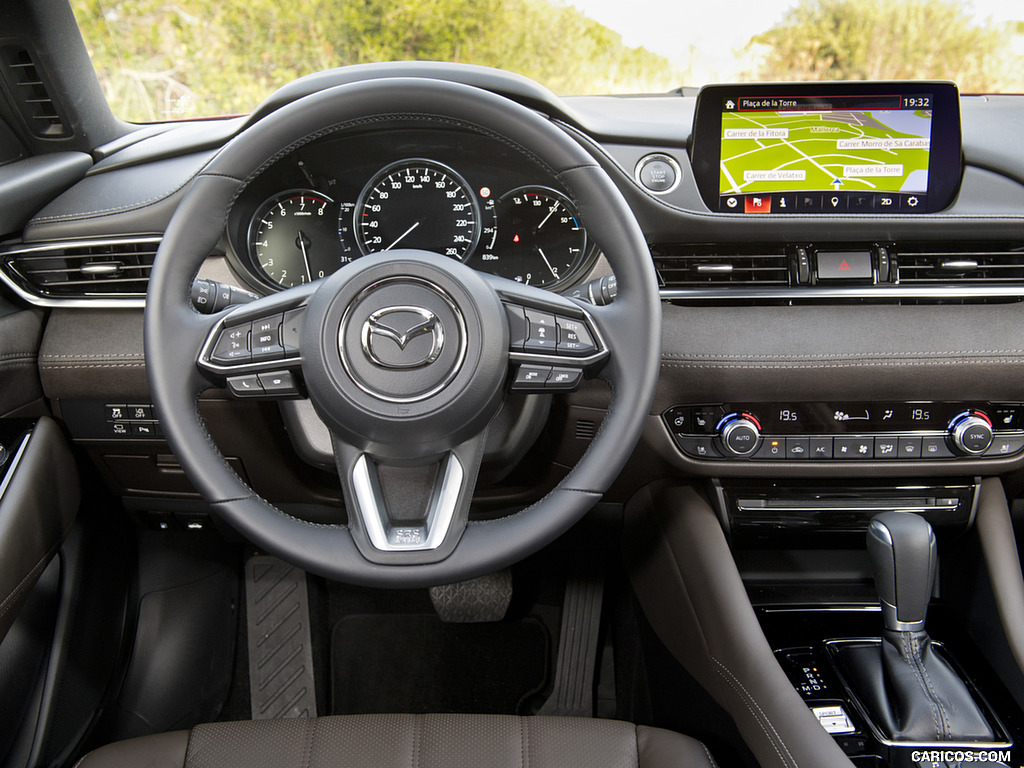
<box><xmin>228</xmin><ymin>126</ymin><xmax>596</xmax><ymax>293</ymax></box>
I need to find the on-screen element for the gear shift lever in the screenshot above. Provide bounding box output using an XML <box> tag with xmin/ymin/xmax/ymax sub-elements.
<box><xmin>866</xmin><ymin>511</ymin><xmax>936</xmax><ymax>632</ymax></box>
<box><xmin>835</xmin><ymin>511</ymin><xmax>995</xmax><ymax>742</ymax></box>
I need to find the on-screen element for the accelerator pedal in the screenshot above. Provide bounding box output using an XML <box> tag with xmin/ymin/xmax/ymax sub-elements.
<box><xmin>244</xmin><ymin>555</ymin><xmax>318</xmax><ymax>718</ymax></box>
<box><xmin>538</xmin><ymin>567</ymin><xmax>604</xmax><ymax>716</ymax></box>
<box><xmin>429</xmin><ymin>569</ymin><xmax>513</xmax><ymax>623</ymax></box>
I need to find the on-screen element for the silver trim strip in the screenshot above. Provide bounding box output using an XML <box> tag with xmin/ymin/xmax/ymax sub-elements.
<box><xmin>0</xmin><ymin>237</ymin><xmax>162</xmax><ymax>309</ymax></box>
<box><xmin>351</xmin><ymin>452</ymin><xmax>463</xmax><ymax>552</ymax></box>
<box><xmin>660</xmin><ymin>284</ymin><xmax>1024</xmax><ymax>301</ymax></box>
<box><xmin>0</xmin><ymin>431</ymin><xmax>32</xmax><ymax>502</ymax></box>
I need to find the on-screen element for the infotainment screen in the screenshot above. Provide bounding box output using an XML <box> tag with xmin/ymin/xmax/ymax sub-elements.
<box><xmin>690</xmin><ymin>82</ymin><xmax>962</xmax><ymax>214</ymax></box>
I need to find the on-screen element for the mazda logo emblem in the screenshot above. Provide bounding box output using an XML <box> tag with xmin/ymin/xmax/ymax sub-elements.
<box><xmin>361</xmin><ymin>306</ymin><xmax>444</xmax><ymax>369</ymax></box>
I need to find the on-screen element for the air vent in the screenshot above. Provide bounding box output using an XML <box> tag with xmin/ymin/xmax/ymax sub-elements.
<box><xmin>651</xmin><ymin>244</ymin><xmax>790</xmax><ymax>289</ymax></box>
<box><xmin>896</xmin><ymin>244</ymin><xmax>1024</xmax><ymax>285</ymax></box>
<box><xmin>1</xmin><ymin>45</ymin><xmax>69</xmax><ymax>138</ymax></box>
<box><xmin>0</xmin><ymin>238</ymin><xmax>160</xmax><ymax>305</ymax></box>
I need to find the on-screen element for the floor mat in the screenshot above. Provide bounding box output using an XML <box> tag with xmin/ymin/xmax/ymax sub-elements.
<box><xmin>330</xmin><ymin>613</ymin><xmax>549</xmax><ymax>715</ymax></box>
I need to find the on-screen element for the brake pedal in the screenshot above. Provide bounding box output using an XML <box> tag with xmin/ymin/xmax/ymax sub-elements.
<box><xmin>429</xmin><ymin>569</ymin><xmax>513</xmax><ymax>623</ymax></box>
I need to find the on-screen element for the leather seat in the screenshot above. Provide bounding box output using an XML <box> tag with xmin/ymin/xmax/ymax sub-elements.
<box><xmin>76</xmin><ymin>714</ymin><xmax>717</xmax><ymax>768</ymax></box>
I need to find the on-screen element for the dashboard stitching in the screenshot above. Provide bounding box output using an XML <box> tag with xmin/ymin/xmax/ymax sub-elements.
<box><xmin>711</xmin><ymin>659</ymin><xmax>795</xmax><ymax>768</ymax></box>
<box><xmin>29</xmin><ymin>163</ymin><xmax>211</xmax><ymax>223</ymax></box>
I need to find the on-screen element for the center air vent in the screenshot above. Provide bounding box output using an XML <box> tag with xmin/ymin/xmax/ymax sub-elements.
<box><xmin>651</xmin><ymin>244</ymin><xmax>790</xmax><ymax>289</ymax></box>
<box><xmin>0</xmin><ymin>237</ymin><xmax>160</xmax><ymax>305</ymax></box>
<box><xmin>895</xmin><ymin>243</ymin><xmax>1024</xmax><ymax>285</ymax></box>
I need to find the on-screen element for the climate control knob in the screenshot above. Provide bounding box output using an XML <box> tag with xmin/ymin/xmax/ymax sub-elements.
<box><xmin>719</xmin><ymin>413</ymin><xmax>761</xmax><ymax>457</ymax></box>
<box><xmin>948</xmin><ymin>411</ymin><xmax>994</xmax><ymax>455</ymax></box>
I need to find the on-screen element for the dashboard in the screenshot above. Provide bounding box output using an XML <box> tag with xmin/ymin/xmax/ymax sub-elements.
<box><xmin>7</xmin><ymin>67</ymin><xmax>1024</xmax><ymax>505</ymax></box>
<box><xmin>226</xmin><ymin>127</ymin><xmax>596</xmax><ymax>293</ymax></box>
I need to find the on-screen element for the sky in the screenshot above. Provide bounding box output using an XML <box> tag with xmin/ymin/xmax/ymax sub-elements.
<box><xmin>567</xmin><ymin>0</ymin><xmax>1024</xmax><ymax>82</ymax></box>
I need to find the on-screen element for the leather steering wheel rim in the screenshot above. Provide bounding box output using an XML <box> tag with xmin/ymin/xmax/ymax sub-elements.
<box><xmin>145</xmin><ymin>75</ymin><xmax>662</xmax><ymax>587</ymax></box>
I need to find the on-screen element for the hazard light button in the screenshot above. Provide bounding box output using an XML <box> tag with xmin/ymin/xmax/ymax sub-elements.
<box><xmin>816</xmin><ymin>251</ymin><xmax>873</xmax><ymax>281</ymax></box>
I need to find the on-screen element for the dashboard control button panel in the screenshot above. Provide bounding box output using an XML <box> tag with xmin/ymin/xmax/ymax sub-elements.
<box><xmin>663</xmin><ymin>402</ymin><xmax>1024</xmax><ymax>461</ymax></box>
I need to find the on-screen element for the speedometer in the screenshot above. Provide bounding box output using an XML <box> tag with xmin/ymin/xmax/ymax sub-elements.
<box><xmin>354</xmin><ymin>159</ymin><xmax>481</xmax><ymax>259</ymax></box>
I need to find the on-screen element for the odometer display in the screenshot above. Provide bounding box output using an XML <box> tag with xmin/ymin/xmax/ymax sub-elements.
<box><xmin>354</xmin><ymin>159</ymin><xmax>481</xmax><ymax>259</ymax></box>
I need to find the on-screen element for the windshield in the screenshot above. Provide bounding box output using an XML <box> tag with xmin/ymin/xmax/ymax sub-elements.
<box><xmin>73</xmin><ymin>0</ymin><xmax>1024</xmax><ymax>123</ymax></box>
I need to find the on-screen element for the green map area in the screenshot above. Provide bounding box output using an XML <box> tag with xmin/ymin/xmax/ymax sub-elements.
<box><xmin>719</xmin><ymin>110</ymin><xmax>931</xmax><ymax>195</ymax></box>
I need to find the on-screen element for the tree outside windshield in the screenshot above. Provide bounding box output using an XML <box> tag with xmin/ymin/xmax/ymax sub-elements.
<box><xmin>72</xmin><ymin>0</ymin><xmax>1024</xmax><ymax>123</ymax></box>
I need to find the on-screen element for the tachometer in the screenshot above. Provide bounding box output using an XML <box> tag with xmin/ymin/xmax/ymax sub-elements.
<box><xmin>249</xmin><ymin>191</ymin><xmax>342</xmax><ymax>288</ymax></box>
<box><xmin>487</xmin><ymin>187</ymin><xmax>587</xmax><ymax>288</ymax></box>
<box><xmin>354</xmin><ymin>160</ymin><xmax>481</xmax><ymax>259</ymax></box>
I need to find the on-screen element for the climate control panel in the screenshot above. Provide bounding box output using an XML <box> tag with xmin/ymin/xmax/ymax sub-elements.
<box><xmin>663</xmin><ymin>402</ymin><xmax>1024</xmax><ymax>461</ymax></box>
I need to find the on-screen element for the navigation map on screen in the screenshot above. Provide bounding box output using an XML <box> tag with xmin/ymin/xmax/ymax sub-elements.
<box><xmin>718</xmin><ymin>94</ymin><xmax>933</xmax><ymax>213</ymax></box>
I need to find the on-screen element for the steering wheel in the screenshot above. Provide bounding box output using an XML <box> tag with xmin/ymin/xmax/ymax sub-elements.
<box><xmin>145</xmin><ymin>76</ymin><xmax>661</xmax><ymax>587</ymax></box>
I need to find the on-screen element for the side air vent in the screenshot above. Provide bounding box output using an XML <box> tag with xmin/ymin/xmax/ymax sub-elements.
<box><xmin>651</xmin><ymin>244</ymin><xmax>790</xmax><ymax>289</ymax></box>
<box><xmin>0</xmin><ymin>238</ymin><xmax>160</xmax><ymax>305</ymax></box>
<box><xmin>1</xmin><ymin>45</ymin><xmax>70</xmax><ymax>138</ymax></box>
<box><xmin>896</xmin><ymin>244</ymin><xmax>1024</xmax><ymax>285</ymax></box>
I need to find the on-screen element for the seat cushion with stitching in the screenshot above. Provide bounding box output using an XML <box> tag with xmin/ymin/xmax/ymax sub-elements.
<box><xmin>77</xmin><ymin>715</ymin><xmax>717</xmax><ymax>768</ymax></box>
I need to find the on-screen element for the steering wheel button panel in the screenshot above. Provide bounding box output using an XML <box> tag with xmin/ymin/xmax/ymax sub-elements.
<box><xmin>523</xmin><ymin>309</ymin><xmax>557</xmax><ymax>352</ymax></box>
<box><xmin>211</xmin><ymin>325</ymin><xmax>252</xmax><ymax>363</ymax></box>
<box><xmin>546</xmin><ymin>368</ymin><xmax>583</xmax><ymax>390</ymax></box>
<box><xmin>227</xmin><ymin>374</ymin><xmax>264</xmax><ymax>397</ymax></box>
<box><xmin>257</xmin><ymin>371</ymin><xmax>300</xmax><ymax>396</ymax></box>
<box><xmin>251</xmin><ymin>315</ymin><xmax>285</xmax><ymax>361</ymax></box>
<box><xmin>556</xmin><ymin>315</ymin><xmax>597</xmax><ymax>356</ymax></box>
<box><xmin>512</xmin><ymin>364</ymin><xmax>551</xmax><ymax>390</ymax></box>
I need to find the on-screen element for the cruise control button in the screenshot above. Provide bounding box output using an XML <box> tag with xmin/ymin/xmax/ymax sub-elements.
<box><xmin>227</xmin><ymin>374</ymin><xmax>264</xmax><ymax>397</ymax></box>
<box><xmin>504</xmin><ymin>304</ymin><xmax>528</xmax><ymax>352</ymax></box>
<box><xmin>211</xmin><ymin>325</ymin><xmax>251</xmax><ymax>363</ymax></box>
<box><xmin>511</xmin><ymin>365</ymin><xmax>551</xmax><ymax>390</ymax></box>
<box><xmin>546</xmin><ymin>367</ymin><xmax>583</xmax><ymax>390</ymax></box>
<box><xmin>524</xmin><ymin>309</ymin><xmax>557</xmax><ymax>352</ymax></box>
<box><xmin>251</xmin><ymin>315</ymin><xmax>285</xmax><ymax>361</ymax></box>
<box><xmin>834</xmin><ymin>436</ymin><xmax>874</xmax><ymax>459</ymax></box>
<box><xmin>985</xmin><ymin>434</ymin><xmax>1024</xmax><ymax>457</ymax></box>
<box><xmin>257</xmin><ymin>371</ymin><xmax>299</xmax><ymax>396</ymax></box>
<box><xmin>556</xmin><ymin>315</ymin><xmax>597</xmax><ymax>356</ymax></box>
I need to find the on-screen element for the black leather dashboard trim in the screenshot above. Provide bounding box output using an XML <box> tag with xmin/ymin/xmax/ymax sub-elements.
<box><xmin>22</xmin><ymin>151</ymin><xmax>215</xmax><ymax>242</ymax></box>
<box><xmin>0</xmin><ymin>152</ymin><xmax>92</xmax><ymax>237</ymax></box>
<box><xmin>39</xmin><ymin>309</ymin><xmax>148</xmax><ymax>399</ymax></box>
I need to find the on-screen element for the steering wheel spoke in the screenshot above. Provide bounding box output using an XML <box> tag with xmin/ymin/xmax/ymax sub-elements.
<box><xmin>332</xmin><ymin>432</ymin><xmax>487</xmax><ymax>565</ymax></box>
<box><xmin>196</xmin><ymin>283</ymin><xmax>316</xmax><ymax>398</ymax></box>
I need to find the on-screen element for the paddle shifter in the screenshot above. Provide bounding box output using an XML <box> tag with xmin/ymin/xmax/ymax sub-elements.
<box><xmin>836</xmin><ymin>512</ymin><xmax>995</xmax><ymax>743</ymax></box>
